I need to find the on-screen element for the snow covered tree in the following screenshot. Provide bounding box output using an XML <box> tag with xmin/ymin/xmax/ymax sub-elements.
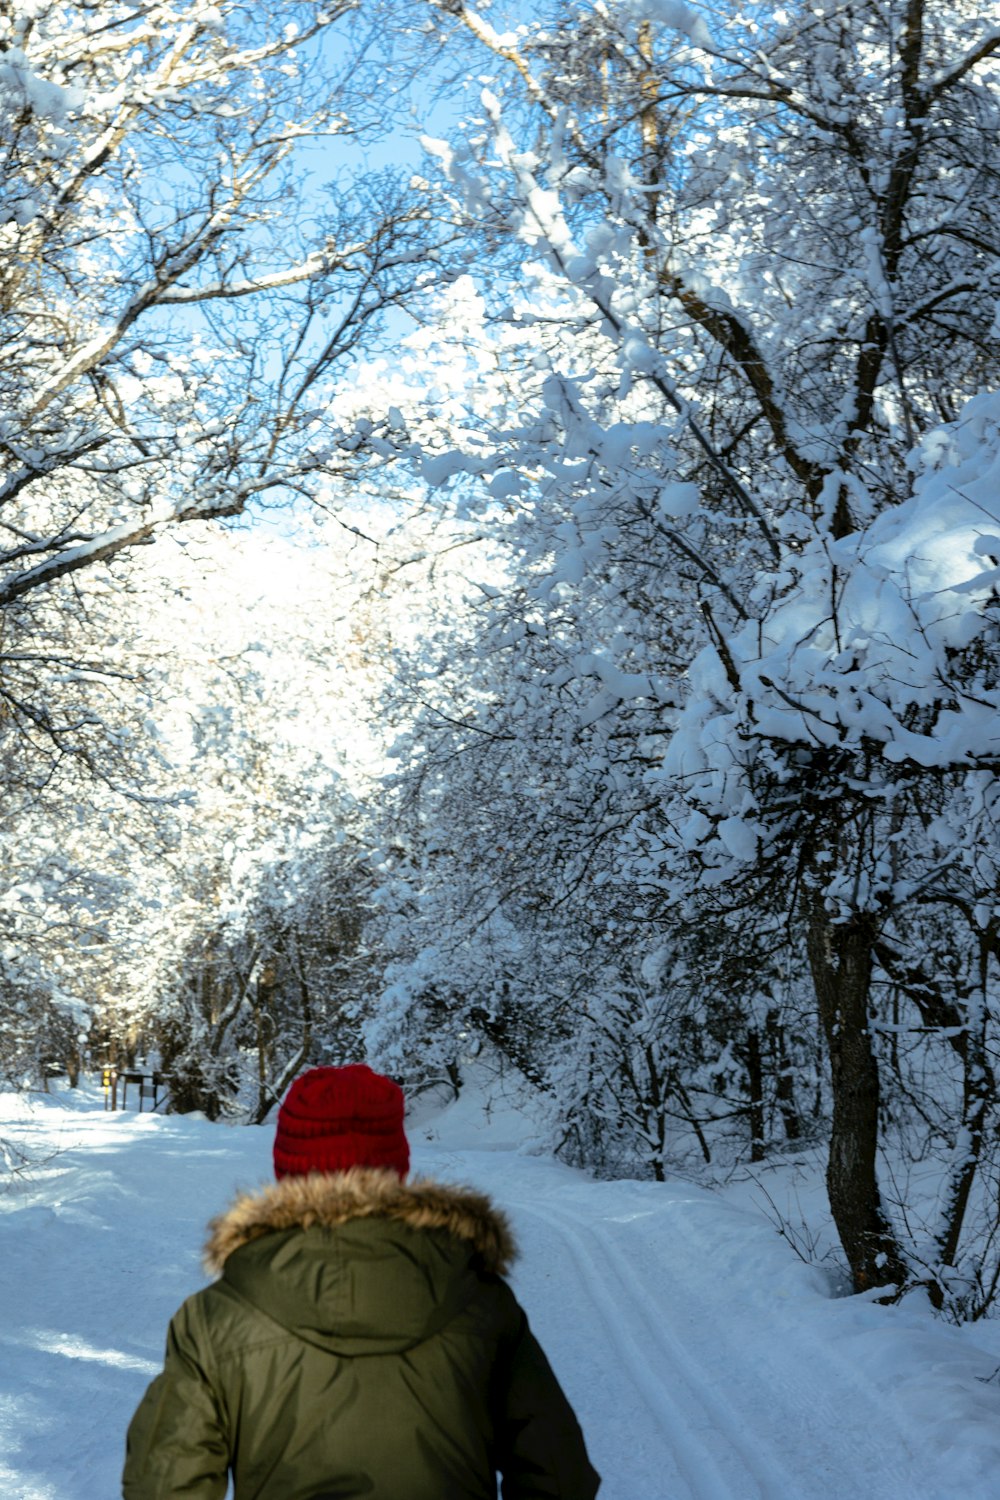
<box><xmin>0</xmin><ymin>1</ymin><xmax>440</xmax><ymax>1094</ymax></box>
<box><xmin>343</xmin><ymin>0</ymin><xmax>1000</xmax><ymax>1299</ymax></box>
<box><xmin>0</xmin><ymin>504</ymin><xmax>390</xmax><ymax>1101</ymax></box>
<box><xmin>0</xmin><ymin>0</ymin><xmax>436</xmax><ymax>757</ymax></box>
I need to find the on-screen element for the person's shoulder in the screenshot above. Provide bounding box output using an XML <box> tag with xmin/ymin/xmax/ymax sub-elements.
<box><xmin>463</xmin><ymin>1262</ymin><xmax>528</xmax><ymax>1343</ymax></box>
<box><xmin>169</xmin><ymin>1265</ymin><xmax>289</xmax><ymax>1366</ymax></box>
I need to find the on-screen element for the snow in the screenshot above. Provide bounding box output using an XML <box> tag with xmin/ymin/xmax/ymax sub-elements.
<box><xmin>3</xmin><ymin>1080</ymin><xmax>1000</xmax><ymax>1498</ymax></box>
<box><xmin>615</xmin><ymin>0</ymin><xmax>712</xmax><ymax>50</ymax></box>
<box><xmin>0</xmin><ymin>48</ymin><xmax>83</xmax><ymax>122</ymax></box>
<box><xmin>664</xmin><ymin>388</ymin><xmax>1000</xmax><ymax>835</ymax></box>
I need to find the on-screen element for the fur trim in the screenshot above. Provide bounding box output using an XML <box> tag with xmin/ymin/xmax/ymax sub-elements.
<box><xmin>204</xmin><ymin>1168</ymin><xmax>518</xmax><ymax>1277</ymax></box>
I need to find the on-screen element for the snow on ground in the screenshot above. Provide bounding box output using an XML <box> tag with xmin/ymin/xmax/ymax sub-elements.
<box><xmin>3</xmin><ymin>1078</ymin><xmax>1000</xmax><ymax>1499</ymax></box>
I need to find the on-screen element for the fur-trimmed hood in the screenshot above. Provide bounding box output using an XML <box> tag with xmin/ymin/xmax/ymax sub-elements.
<box><xmin>205</xmin><ymin>1168</ymin><xmax>518</xmax><ymax>1277</ymax></box>
<box><xmin>203</xmin><ymin>1171</ymin><xmax>519</xmax><ymax>1358</ymax></box>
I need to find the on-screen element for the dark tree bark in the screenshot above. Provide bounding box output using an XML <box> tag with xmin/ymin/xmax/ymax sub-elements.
<box><xmin>806</xmin><ymin>898</ymin><xmax>906</xmax><ymax>1293</ymax></box>
<box><xmin>746</xmin><ymin>1026</ymin><xmax>766</xmax><ymax>1163</ymax></box>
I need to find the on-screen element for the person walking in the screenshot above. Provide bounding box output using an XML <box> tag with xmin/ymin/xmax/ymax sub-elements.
<box><xmin>122</xmin><ymin>1063</ymin><xmax>600</xmax><ymax>1499</ymax></box>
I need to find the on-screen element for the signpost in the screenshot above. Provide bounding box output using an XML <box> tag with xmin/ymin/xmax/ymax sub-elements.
<box><xmin>120</xmin><ymin>1071</ymin><xmax>166</xmax><ymax>1112</ymax></box>
<box><xmin>102</xmin><ymin>1066</ymin><xmax>118</xmax><ymax>1111</ymax></box>
<box><xmin>102</xmin><ymin>1067</ymin><xmax>165</xmax><ymax>1111</ymax></box>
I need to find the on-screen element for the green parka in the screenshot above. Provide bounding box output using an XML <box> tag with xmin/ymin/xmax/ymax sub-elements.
<box><xmin>122</xmin><ymin>1168</ymin><xmax>600</xmax><ymax>1500</ymax></box>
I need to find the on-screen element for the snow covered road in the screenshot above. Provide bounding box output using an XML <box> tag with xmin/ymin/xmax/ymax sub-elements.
<box><xmin>3</xmin><ymin>1088</ymin><xmax>1000</xmax><ymax>1498</ymax></box>
<box><xmin>494</xmin><ymin>1162</ymin><xmax>941</xmax><ymax>1500</ymax></box>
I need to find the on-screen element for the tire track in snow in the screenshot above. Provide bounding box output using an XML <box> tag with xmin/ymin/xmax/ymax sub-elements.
<box><xmin>517</xmin><ymin>1197</ymin><xmax>792</xmax><ymax>1500</ymax></box>
<box><xmin>516</xmin><ymin>1198</ymin><xmax>733</xmax><ymax>1500</ymax></box>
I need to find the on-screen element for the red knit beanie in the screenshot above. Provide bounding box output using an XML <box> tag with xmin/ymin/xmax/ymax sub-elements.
<box><xmin>273</xmin><ymin>1064</ymin><xmax>410</xmax><ymax>1180</ymax></box>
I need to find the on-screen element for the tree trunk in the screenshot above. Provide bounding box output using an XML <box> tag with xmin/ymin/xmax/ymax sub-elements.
<box><xmin>643</xmin><ymin>1042</ymin><xmax>667</xmax><ymax>1182</ymax></box>
<box><xmin>806</xmin><ymin>898</ymin><xmax>906</xmax><ymax>1293</ymax></box>
<box><xmin>745</xmin><ymin>1026</ymin><xmax>766</xmax><ymax>1162</ymax></box>
<box><xmin>766</xmin><ymin>1008</ymin><xmax>801</xmax><ymax>1142</ymax></box>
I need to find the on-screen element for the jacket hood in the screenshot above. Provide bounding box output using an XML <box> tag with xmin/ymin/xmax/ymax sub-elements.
<box><xmin>203</xmin><ymin>1169</ymin><xmax>518</xmax><ymax>1357</ymax></box>
<box><xmin>205</xmin><ymin>1169</ymin><xmax>517</xmax><ymax>1274</ymax></box>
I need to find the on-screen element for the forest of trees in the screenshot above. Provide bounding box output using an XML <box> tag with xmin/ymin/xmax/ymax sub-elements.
<box><xmin>2</xmin><ymin>0</ymin><xmax>1000</xmax><ymax>1318</ymax></box>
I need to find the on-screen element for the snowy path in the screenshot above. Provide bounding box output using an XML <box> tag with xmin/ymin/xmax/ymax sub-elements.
<box><xmin>491</xmin><ymin>1164</ymin><xmax>922</xmax><ymax>1499</ymax></box>
<box><xmin>3</xmin><ymin>1090</ymin><xmax>1000</xmax><ymax>1498</ymax></box>
<box><xmin>520</xmin><ymin>1189</ymin><xmax>800</xmax><ymax>1498</ymax></box>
